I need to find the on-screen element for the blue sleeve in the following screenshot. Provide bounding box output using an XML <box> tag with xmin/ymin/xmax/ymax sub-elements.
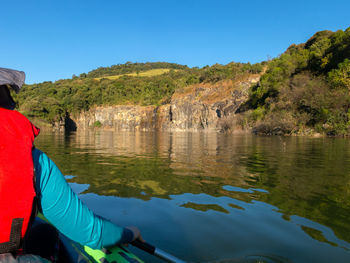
<box><xmin>32</xmin><ymin>148</ymin><xmax>134</xmax><ymax>249</ymax></box>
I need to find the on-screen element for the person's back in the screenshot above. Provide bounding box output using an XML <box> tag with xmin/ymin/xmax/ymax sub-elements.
<box><xmin>0</xmin><ymin>67</ymin><xmax>143</xmax><ymax>262</ymax></box>
<box><xmin>0</xmin><ymin>68</ymin><xmax>50</xmax><ymax>262</ymax></box>
<box><xmin>0</xmin><ymin>106</ymin><xmax>40</xmax><ymax>252</ymax></box>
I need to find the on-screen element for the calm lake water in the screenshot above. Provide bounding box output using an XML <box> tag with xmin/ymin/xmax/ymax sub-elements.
<box><xmin>35</xmin><ymin>130</ymin><xmax>350</xmax><ymax>263</ymax></box>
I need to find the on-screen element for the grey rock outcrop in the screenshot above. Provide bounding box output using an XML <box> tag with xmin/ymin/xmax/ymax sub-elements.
<box><xmin>72</xmin><ymin>75</ymin><xmax>260</xmax><ymax>132</ymax></box>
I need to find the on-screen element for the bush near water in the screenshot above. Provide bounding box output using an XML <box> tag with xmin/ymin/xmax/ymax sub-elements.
<box><xmin>245</xmin><ymin>27</ymin><xmax>350</xmax><ymax>136</ymax></box>
<box><xmin>13</xmin><ymin>27</ymin><xmax>350</xmax><ymax>136</ymax></box>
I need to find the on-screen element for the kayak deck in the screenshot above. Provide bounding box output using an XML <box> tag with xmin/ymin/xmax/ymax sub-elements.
<box><xmin>32</xmin><ymin>216</ymin><xmax>143</xmax><ymax>263</ymax></box>
<box><xmin>58</xmin><ymin>233</ymin><xmax>144</xmax><ymax>263</ymax></box>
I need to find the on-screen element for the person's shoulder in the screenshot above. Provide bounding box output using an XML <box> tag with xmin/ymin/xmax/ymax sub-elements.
<box><xmin>33</xmin><ymin>148</ymin><xmax>54</xmax><ymax>178</ymax></box>
<box><xmin>1</xmin><ymin>108</ymin><xmax>29</xmax><ymax>122</ymax></box>
<box><xmin>1</xmin><ymin>108</ymin><xmax>40</xmax><ymax>136</ymax></box>
<box><xmin>11</xmin><ymin>110</ymin><xmax>40</xmax><ymax>136</ymax></box>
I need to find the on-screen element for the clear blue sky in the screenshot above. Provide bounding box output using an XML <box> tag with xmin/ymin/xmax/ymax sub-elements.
<box><xmin>1</xmin><ymin>0</ymin><xmax>349</xmax><ymax>84</ymax></box>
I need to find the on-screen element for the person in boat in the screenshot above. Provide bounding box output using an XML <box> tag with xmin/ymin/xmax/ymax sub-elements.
<box><xmin>0</xmin><ymin>67</ymin><xmax>143</xmax><ymax>262</ymax></box>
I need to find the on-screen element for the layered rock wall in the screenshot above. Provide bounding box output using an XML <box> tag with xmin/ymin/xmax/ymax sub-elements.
<box><xmin>72</xmin><ymin>74</ymin><xmax>260</xmax><ymax>132</ymax></box>
<box><xmin>73</xmin><ymin>105</ymin><xmax>158</xmax><ymax>131</ymax></box>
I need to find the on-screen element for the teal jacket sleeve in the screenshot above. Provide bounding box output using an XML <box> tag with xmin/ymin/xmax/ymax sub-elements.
<box><xmin>32</xmin><ymin>148</ymin><xmax>134</xmax><ymax>249</ymax></box>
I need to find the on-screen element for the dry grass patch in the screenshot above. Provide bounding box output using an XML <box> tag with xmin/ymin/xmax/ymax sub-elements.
<box><xmin>94</xmin><ymin>68</ymin><xmax>176</xmax><ymax>80</ymax></box>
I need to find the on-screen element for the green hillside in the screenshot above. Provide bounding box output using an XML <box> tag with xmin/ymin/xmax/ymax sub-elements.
<box><xmin>13</xmin><ymin>62</ymin><xmax>262</xmax><ymax>123</ymax></box>
<box><xmin>241</xmin><ymin>27</ymin><xmax>350</xmax><ymax>135</ymax></box>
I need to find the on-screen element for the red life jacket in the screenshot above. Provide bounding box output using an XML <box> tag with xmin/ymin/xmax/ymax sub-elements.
<box><xmin>0</xmin><ymin>108</ymin><xmax>40</xmax><ymax>253</ymax></box>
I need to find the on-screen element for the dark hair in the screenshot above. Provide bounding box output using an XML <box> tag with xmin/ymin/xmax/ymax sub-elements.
<box><xmin>0</xmin><ymin>85</ymin><xmax>16</xmax><ymax>110</ymax></box>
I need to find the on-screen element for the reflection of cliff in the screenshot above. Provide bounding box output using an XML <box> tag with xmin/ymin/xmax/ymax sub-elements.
<box><xmin>37</xmin><ymin>131</ymin><xmax>260</xmax><ymax>202</ymax></box>
<box><xmin>70</xmin><ymin>130</ymin><xmax>254</xmax><ymax>186</ymax></box>
<box><xmin>72</xmin><ymin>75</ymin><xmax>260</xmax><ymax>132</ymax></box>
<box><xmin>35</xmin><ymin>131</ymin><xmax>350</xmax><ymax>246</ymax></box>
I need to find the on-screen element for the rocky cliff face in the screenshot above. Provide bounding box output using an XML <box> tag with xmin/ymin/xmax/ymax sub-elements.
<box><xmin>72</xmin><ymin>74</ymin><xmax>260</xmax><ymax>132</ymax></box>
<box><xmin>73</xmin><ymin>105</ymin><xmax>158</xmax><ymax>130</ymax></box>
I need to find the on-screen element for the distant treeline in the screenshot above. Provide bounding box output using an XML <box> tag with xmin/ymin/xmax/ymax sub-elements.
<box><xmin>13</xmin><ymin>61</ymin><xmax>263</xmax><ymax>123</ymax></box>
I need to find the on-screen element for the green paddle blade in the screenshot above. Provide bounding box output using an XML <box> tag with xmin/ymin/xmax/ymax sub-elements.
<box><xmin>84</xmin><ymin>245</ymin><xmax>144</xmax><ymax>263</ymax></box>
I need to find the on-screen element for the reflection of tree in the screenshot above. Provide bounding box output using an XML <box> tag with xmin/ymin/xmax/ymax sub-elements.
<box><xmin>181</xmin><ymin>202</ymin><xmax>229</xmax><ymax>213</ymax></box>
<box><xmin>238</xmin><ymin>137</ymin><xmax>350</xmax><ymax>244</ymax></box>
<box><xmin>301</xmin><ymin>226</ymin><xmax>337</xmax><ymax>247</ymax></box>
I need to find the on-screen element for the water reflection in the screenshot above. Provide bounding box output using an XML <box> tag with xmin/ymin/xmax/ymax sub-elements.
<box><xmin>35</xmin><ymin>131</ymin><xmax>350</xmax><ymax>262</ymax></box>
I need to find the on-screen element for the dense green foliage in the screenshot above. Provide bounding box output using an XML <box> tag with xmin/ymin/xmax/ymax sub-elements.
<box><xmin>245</xmin><ymin>27</ymin><xmax>350</xmax><ymax>135</ymax></box>
<box><xmin>13</xmin><ymin>62</ymin><xmax>263</xmax><ymax>123</ymax></box>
